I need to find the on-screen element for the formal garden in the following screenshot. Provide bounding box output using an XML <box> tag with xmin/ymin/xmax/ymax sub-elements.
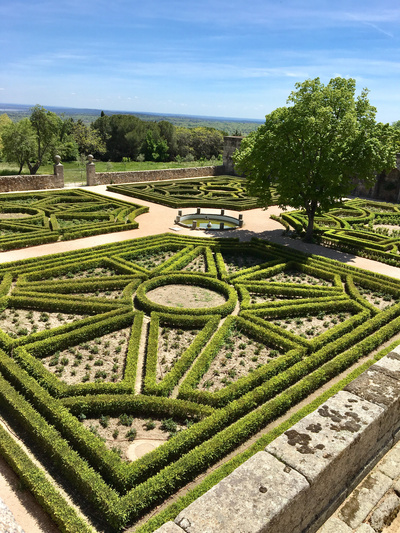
<box><xmin>275</xmin><ymin>198</ymin><xmax>400</xmax><ymax>266</ymax></box>
<box><xmin>1</xmin><ymin>231</ymin><xmax>400</xmax><ymax>532</ymax></box>
<box><xmin>0</xmin><ymin>189</ymin><xmax>147</xmax><ymax>251</ymax></box>
<box><xmin>107</xmin><ymin>175</ymin><xmax>278</xmax><ymax>210</ymax></box>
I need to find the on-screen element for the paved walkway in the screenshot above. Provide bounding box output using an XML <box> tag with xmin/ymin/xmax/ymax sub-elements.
<box><xmin>2</xmin><ymin>185</ymin><xmax>400</xmax><ymax>282</ymax></box>
<box><xmin>2</xmin><ymin>183</ymin><xmax>400</xmax><ymax>533</ymax></box>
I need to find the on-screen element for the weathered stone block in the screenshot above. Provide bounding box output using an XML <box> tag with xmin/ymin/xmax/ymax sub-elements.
<box><xmin>373</xmin><ymin>352</ymin><xmax>400</xmax><ymax>381</ymax></box>
<box><xmin>174</xmin><ymin>451</ymin><xmax>309</xmax><ymax>533</ymax></box>
<box><xmin>338</xmin><ymin>471</ymin><xmax>392</xmax><ymax>528</ymax></box>
<box><xmin>317</xmin><ymin>516</ymin><xmax>352</xmax><ymax>532</ymax></box>
<box><xmin>369</xmin><ymin>491</ymin><xmax>400</xmax><ymax>531</ymax></box>
<box><xmin>344</xmin><ymin>361</ymin><xmax>400</xmax><ymax>435</ymax></box>
<box><xmin>153</xmin><ymin>522</ymin><xmax>184</xmax><ymax>533</ymax></box>
<box><xmin>354</xmin><ymin>524</ymin><xmax>375</xmax><ymax>533</ymax></box>
<box><xmin>266</xmin><ymin>391</ymin><xmax>384</xmax><ymax>530</ymax></box>
<box><xmin>378</xmin><ymin>441</ymin><xmax>400</xmax><ymax>480</ymax></box>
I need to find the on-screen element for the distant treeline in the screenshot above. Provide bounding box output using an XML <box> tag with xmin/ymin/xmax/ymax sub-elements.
<box><xmin>0</xmin><ymin>103</ymin><xmax>263</xmax><ymax>134</ymax></box>
<box><xmin>0</xmin><ymin>105</ymin><xmax>242</xmax><ymax>174</ymax></box>
<box><xmin>92</xmin><ymin>112</ymin><xmax>224</xmax><ymax>162</ymax></box>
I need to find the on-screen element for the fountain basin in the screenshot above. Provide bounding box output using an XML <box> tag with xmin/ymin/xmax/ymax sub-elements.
<box><xmin>175</xmin><ymin>209</ymin><xmax>242</xmax><ymax>230</ymax></box>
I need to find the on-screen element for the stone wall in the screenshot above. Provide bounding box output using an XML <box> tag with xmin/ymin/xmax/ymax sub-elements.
<box><xmin>223</xmin><ymin>136</ymin><xmax>243</xmax><ymax>175</ymax></box>
<box><xmin>0</xmin><ymin>173</ymin><xmax>64</xmax><ymax>193</ymax></box>
<box><xmin>155</xmin><ymin>347</ymin><xmax>400</xmax><ymax>533</ymax></box>
<box><xmin>87</xmin><ymin>165</ymin><xmax>225</xmax><ymax>186</ymax></box>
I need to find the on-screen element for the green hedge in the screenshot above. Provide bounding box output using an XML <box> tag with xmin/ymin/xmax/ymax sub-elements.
<box><xmin>143</xmin><ymin>313</ymin><xmax>220</xmax><ymax>396</ymax></box>
<box><xmin>135</xmin><ymin>273</ymin><xmax>237</xmax><ymax>317</ymax></box>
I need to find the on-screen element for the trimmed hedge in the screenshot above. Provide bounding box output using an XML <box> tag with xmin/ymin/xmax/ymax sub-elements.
<box><xmin>107</xmin><ymin>176</ymin><xmax>274</xmax><ymax>211</ymax></box>
<box><xmin>0</xmin><ymin>188</ymin><xmax>148</xmax><ymax>252</ymax></box>
<box><xmin>134</xmin><ymin>273</ymin><xmax>237</xmax><ymax>317</ymax></box>
<box><xmin>1</xmin><ymin>232</ymin><xmax>400</xmax><ymax>531</ymax></box>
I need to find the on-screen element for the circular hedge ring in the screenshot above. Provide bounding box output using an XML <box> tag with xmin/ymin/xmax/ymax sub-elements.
<box><xmin>134</xmin><ymin>274</ymin><xmax>237</xmax><ymax>316</ymax></box>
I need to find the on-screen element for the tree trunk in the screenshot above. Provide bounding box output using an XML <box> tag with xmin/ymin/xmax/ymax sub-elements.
<box><xmin>18</xmin><ymin>162</ymin><xmax>23</xmax><ymax>174</ymax></box>
<box><xmin>304</xmin><ymin>208</ymin><xmax>316</xmax><ymax>242</ymax></box>
<box><xmin>27</xmin><ymin>161</ymin><xmax>41</xmax><ymax>175</ymax></box>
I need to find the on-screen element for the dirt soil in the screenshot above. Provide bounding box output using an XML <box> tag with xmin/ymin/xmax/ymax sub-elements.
<box><xmin>81</xmin><ymin>415</ymin><xmax>186</xmax><ymax>462</ymax></box>
<box><xmin>146</xmin><ymin>284</ymin><xmax>226</xmax><ymax>308</ymax></box>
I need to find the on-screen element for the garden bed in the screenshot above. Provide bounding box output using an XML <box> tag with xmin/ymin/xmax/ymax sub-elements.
<box><xmin>0</xmin><ymin>233</ymin><xmax>400</xmax><ymax>532</ymax></box>
<box><xmin>0</xmin><ymin>189</ymin><xmax>148</xmax><ymax>251</ymax></box>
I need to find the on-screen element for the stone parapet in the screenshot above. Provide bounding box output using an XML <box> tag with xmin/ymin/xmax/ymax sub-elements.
<box><xmin>0</xmin><ymin>173</ymin><xmax>64</xmax><ymax>192</ymax></box>
<box><xmin>86</xmin><ymin>165</ymin><xmax>225</xmax><ymax>186</ymax></box>
<box><xmin>155</xmin><ymin>348</ymin><xmax>400</xmax><ymax>533</ymax></box>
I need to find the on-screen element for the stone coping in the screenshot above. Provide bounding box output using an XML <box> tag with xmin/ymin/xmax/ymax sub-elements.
<box><xmin>155</xmin><ymin>346</ymin><xmax>400</xmax><ymax>533</ymax></box>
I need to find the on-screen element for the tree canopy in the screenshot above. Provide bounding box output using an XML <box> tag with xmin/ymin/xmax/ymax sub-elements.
<box><xmin>91</xmin><ymin>114</ymin><xmax>223</xmax><ymax>163</ymax></box>
<box><xmin>233</xmin><ymin>77</ymin><xmax>399</xmax><ymax>241</ymax></box>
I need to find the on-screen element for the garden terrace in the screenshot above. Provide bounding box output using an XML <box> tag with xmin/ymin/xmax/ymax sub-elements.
<box><xmin>0</xmin><ymin>189</ymin><xmax>148</xmax><ymax>251</ymax></box>
<box><xmin>277</xmin><ymin>199</ymin><xmax>400</xmax><ymax>267</ymax></box>
<box><xmin>1</xmin><ymin>233</ymin><xmax>400</xmax><ymax>532</ymax></box>
<box><xmin>107</xmin><ymin>175</ymin><xmax>278</xmax><ymax>210</ymax></box>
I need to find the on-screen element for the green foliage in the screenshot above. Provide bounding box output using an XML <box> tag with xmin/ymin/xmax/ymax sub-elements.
<box><xmin>1</xmin><ymin>233</ymin><xmax>400</xmax><ymax>530</ymax></box>
<box><xmin>234</xmin><ymin>77</ymin><xmax>399</xmax><ymax>241</ymax></box>
<box><xmin>0</xmin><ymin>189</ymin><xmax>148</xmax><ymax>252</ymax></box>
<box><xmin>108</xmin><ymin>175</ymin><xmax>275</xmax><ymax>210</ymax></box>
<box><xmin>281</xmin><ymin>198</ymin><xmax>400</xmax><ymax>268</ymax></box>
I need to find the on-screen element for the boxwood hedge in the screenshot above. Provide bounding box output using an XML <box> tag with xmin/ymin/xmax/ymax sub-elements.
<box><xmin>0</xmin><ymin>233</ymin><xmax>400</xmax><ymax>531</ymax></box>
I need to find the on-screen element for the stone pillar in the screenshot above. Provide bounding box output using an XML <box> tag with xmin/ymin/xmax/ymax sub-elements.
<box><xmin>53</xmin><ymin>155</ymin><xmax>64</xmax><ymax>188</ymax></box>
<box><xmin>223</xmin><ymin>136</ymin><xmax>244</xmax><ymax>176</ymax></box>
<box><xmin>86</xmin><ymin>154</ymin><xmax>96</xmax><ymax>186</ymax></box>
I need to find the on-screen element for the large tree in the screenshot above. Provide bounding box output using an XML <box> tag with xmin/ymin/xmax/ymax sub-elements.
<box><xmin>233</xmin><ymin>77</ymin><xmax>399</xmax><ymax>241</ymax></box>
<box><xmin>0</xmin><ymin>113</ymin><xmax>12</xmax><ymax>155</ymax></box>
<box><xmin>27</xmin><ymin>105</ymin><xmax>63</xmax><ymax>174</ymax></box>
<box><xmin>1</xmin><ymin>118</ymin><xmax>36</xmax><ymax>174</ymax></box>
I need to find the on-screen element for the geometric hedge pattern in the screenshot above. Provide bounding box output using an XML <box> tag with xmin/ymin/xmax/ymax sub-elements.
<box><xmin>1</xmin><ymin>233</ymin><xmax>400</xmax><ymax>532</ymax></box>
<box><xmin>280</xmin><ymin>198</ymin><xmax>400</xmax><ymax>267</ymax></box>
<box><xmin>0</xmin><ymin>188</ymin><xmax>148</xmax><ymax>251</ymax></box>
<box><xmin>107</xmin><ymin>175</ymin><xmax>278</xmax><ymax>210</ymax></box>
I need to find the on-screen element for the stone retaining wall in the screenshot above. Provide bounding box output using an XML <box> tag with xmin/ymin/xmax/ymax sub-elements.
<box><xmin>0</xmin><ymin>173</ymin><xmax>64</xmax><ymax>193</ymax></box>
<box><xmin>156</xmin><ymin>347</ymin><xmax>400</xmax><ymax>533</ymax></box>
<box><xmin>87</xmin><ymin>165</ymin><xmax>225</xmax><ymax>186</ymax></box>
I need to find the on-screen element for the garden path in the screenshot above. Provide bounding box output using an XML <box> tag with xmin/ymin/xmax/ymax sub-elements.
<box><xmin>0</xmin><ymin>184</ymin><xmax>400</xmax><ymax>282</ymax></box>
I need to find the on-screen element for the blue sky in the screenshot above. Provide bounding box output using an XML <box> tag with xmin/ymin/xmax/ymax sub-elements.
<box><xmin>0</xmin><ymin>0</ymin><xmax>399</xmax><ymax>122</ymax></box>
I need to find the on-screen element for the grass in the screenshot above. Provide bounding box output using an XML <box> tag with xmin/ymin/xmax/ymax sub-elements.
<box><xmin>0</xmin><ymin>158</ymin><xmax>222</xmax><ymax>186</ymax></box>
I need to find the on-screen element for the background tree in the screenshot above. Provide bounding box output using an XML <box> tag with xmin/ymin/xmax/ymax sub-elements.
<box><xmin>28</xmin><ymin>105</ymin><xmax>63</xmax><ymax>174</ymax></box>
<box><xmin>142</xmin><ymin>130</ymin><xmax>169</xmax><ymax>161</ymax></box>
<box><xmin>1</xmin><ymin>118</ymin><xmax>36</xmax><ymax>174</ymax></box>
<box><xmin>0</xmin><ymin>113</ymin><xmax>12</xmax><ymax>157</ymax></box>
<box><xmin>71</xmin><ymin>119</ymin><xmax>106</xmax><ymax>156</ymax></box>
<box><xmin>233</xmin><ymin>77</ymin><xmax>399</xmax><ymax>241</ymax></box>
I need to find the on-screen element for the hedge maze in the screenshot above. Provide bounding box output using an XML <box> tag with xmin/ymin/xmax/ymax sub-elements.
<box><xmin>108</xmin><ymin>175</ymin><xmax>278</xmax><ymax>210</ymax></box>
<box><xmin>1</xmin><ymin>233</ymin><xmax>400</xmax><ymax>532</ymax></box>
<box><xmin>278</xmin><ymin>199</ymin><xmax>400</xmax><ymax>266</ymax></box>
<box><xmin>0</xmin><ymin>189</ymin><xmax>148</xmax><ymax>251</ymax></box>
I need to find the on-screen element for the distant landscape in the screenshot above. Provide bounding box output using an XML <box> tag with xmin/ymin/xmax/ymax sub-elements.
<box><xmin>0</xmin><ymin>103</ymin><xmax>264</xmax><ymax>135</ymax></box>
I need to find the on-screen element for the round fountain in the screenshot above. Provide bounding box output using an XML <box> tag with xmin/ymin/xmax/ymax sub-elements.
<box><xmin>175</xmin><ymin>208</ymin><xmax>243</xmax><ymax>231</ymax></box>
